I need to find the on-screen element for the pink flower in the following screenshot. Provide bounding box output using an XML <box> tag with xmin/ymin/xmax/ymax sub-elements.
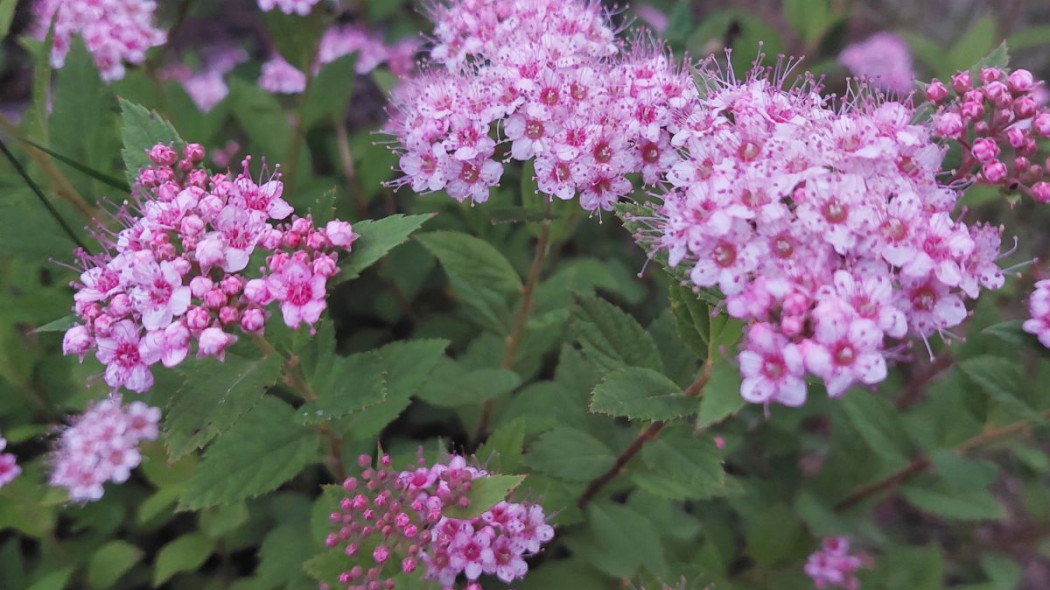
<box><xmin>95</xmin><ymin>320</ymin><xmax>159</xmax><ymax>393</ymax></box>
<box><xmin>1024</xmin><ymin>280</ymin><xmax>1050</xmax><ymax>348</ymax></box>
<box><xmin>63</xmin><ymin>325</ymin><xmax>94</xmax><ymax>361</ymax></box>
<box><xmin>259</xmin><ymin>57</ymin><xmax>307</xmax><ymax>94</ymax></box>
<box><xmin>325</xmin><ymin>220</ymin><xmax>356</xmax><ymax>248</ymax></box>
<box><xmin>197</xmin><ymin>327</ymin><xmax>235</xmax><ymax>360</ymax></box>
<box><xmin>803</xmin><ymin>309</ymin><xmax>887</xmax><ymax>397</ymax></box>
<box><xmin>446</xmin><ymin>158</ymin><xmax>503</xmax><ymax>203</ymax></box>
<box><xmin>268</xmin><ymin>260</ymin><xmax>327</xmax><ymax>329</ymax></box>
<box><xmin>257</xmin><ymin>0</ymin><xmax>320</xmax><ymax>16</ymax></box>
<box><xmin>128</xmin><ymin>260</ymin><xmax>192</xmax><ymax>331</ymax></box>
<box><xmin>739</xmin><ymin>323</ymin><xmax>807</xmax><ymax>406</ymax></box>
<box><xmin>0</xmin><ymin>436</ymin><xmax>19</xmax><ymax>489</ymax></box>
<box><xmin>805</xmin><ymin>537</ymin><xmax>863</xmax><ymax>590</ymax></box>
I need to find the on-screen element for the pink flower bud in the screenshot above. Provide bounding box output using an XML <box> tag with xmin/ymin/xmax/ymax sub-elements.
<box><xmin>178</xmin><ymin>158</ymin><xmax>195</xmax><ymax>173</ymax></box>
<box><xmin>401</xmin><ymin>557</ymin><xmax>416</xmax><ymax>573</ymax></box>
<box><xmin>983</xmin><ymin>81</ymin><xmax>1010</xmax><ymax>107</ymax></box>
<box><xmin>971</xmin><ymin>138</ymin><xmax>1000</xmax><ymax>163</ymax></box>
<box><xmin>203</xmin><ymin>288</ymin><xmax>227</xmax><ymax>309</ymax></box>
<box><xmin>75</xmin><ymin>301</ymin><xmax>101</xmax><ymax>321</ymax></box>
<box><xmin>156</xmin><ymin>181</ymin><xmax>179</xmax><ymax>202</ymax></box>
<box><xmin>934</xmin><ymin>112</ymin><xmax>964</xmax><ymax>138</ymax></box>
<box><xmin>148</xmin><ymin>144</ymin><xmax>178</xmax><ymax>166</ymax></box>
<box><xmin>982</xmin><ymin>161</ymin><xmax>1008</xmax><ymax>183</ymax></box>
<box><xmin>306</xmin><ymin>231</ymin><xmax>328</xmax><ymax>250</ymax></box>
<box><xmin>291</xmin><ymin>217</ymin><xmax>313</xmax><ymax>234</ymax></box>
<box><xmin>325</xmin><ymin>220</ymin><xmax>356</xmax><ymax>248</ymax></box>
<box><xmin>63</xmin><ymin>325</ymin><xmax>93</xmax><ymax>361</ymax></box>
<box><xmin>1033</xmin><ymin>182</ymin><xmax>1050</xmax><ymax>203</ymax></box>
<box><xmin>960</xmin><ymin>100</ymin><xmax>985</xmax><ymax>121</ymax></box>
<box><xmin>925</xmin><ymin>79</ymin><xmax>949</xmax><ymax>103</ymax></box>
<box><xmin>1034</xmin><ymin>112</ymin><xmax>1050</xmax><ymax>137</ymax></box>
<box><xmin>189</xmin><ymin>276</ymin><xmax>214</xmax><ymax>298</ymax></box>
<box><xmin>197</xmin><ymin>195</ymin><xmax>224</xmax><ymax>219</ymax></box>
<box><xmin>974</xmin><ymin>120</ymin><xmax>991</xmax><ymax>135</ymax></box>
<box><xmin>242</xmin><ymin>279</ymin><xmax>270</xmax><ymax>305</ymax></box>
<box><xmin>220</xmin><ymin>275</ymin><xmax>243</xmax><ymax>296</ymax></box>
<box><xmin>107</xmin><ymin>293</ymin><xmax>133</xmax><ymax>317</ymax></box>
<box><xmin>93</xmin><ymin>313</ymin><xmax>116</xmax><ymax>336</ymax></box>
<box><xmin>1015</xmin><ymin>96</ymin><xmax>1037</xmax><ymax>119</ymax></box>
<box><xmin>951</xmin><ymin>70</ymin><xmax>972</xmax><ymax>93</ymax></box>
<box><xmin>1008</xmin><ymin>69</ymin><xmax>1035</xmax><ymax>93</ymax></box>
<box><xmin>979</xmin><ymin>67</ymin><xmax>1002</xmax><ymax>84</ymax></box>
<box><xmin>138</xmin><ymin>168</ymin><xmax>158</xmax><ymax>187</ymax></box>
<box><xmin>170</xmin><ymin>257</ymin><xmax>191</xmax><ymax>276</ymax></box>
<box><xmin>218</xmin><ymin>306</ymin><xmax>240</xmax><ymax>325</ymax></box>
<box><xmin>1007</xmin><ymin>127</ymin><xmax>1027</xmax><ymax>149</ymax></box>
<box><xmin>197</xmin><ymin>327</ymin><xmax>235</xmax><ymax>360</ymax></box>
<box><xmin>240</xmin><ymin>308</ymin><xmax>266</xmax><ymax>332</ymax></box>
<box><xmin>155</xmin><ymin>167</ymin><xmax>176</xmax><ymax>184</ymax></box>
<box><xmin>313</xmin><ymin>255</ymin><xmax>338</xmax><ymax>277</ymax></box>
<box><xmin>283</xmin><ymin>231</ymin><xmax>302</xmax><ymax>249</ymax></box>
<box><xmin>183</xmin><ymin>143</ymin><xmax>206</xmax><ymax>163</ymax></box>
<box><xmin>187</xmin><ymin>169</ymin><xmax>210</xmax><ymax>189</ymax></box>
<box><xmin>259</xmin><ymin>228</ymin><xmax>283</xmax><ymax>250</ymax></box>
<box><xmin>185</xmin><ymin>307</ymin><xmax>211</xmax><ymax>331</ymax></box>
<box><xmin>372</xmin><ymin>545</ymin><xmax>390</xmax><ymax>564</ymax></box>
<box><xmin>179</xmin><ymin>214</ymin><xmax>205</xmax><ymax>237</ymax></box>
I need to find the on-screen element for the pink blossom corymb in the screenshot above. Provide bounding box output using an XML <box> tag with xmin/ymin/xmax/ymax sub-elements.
<box><xmin>839</xmin><ymin>32</ymin><xmax>916</xmax><ymax>95</ymax></box>
<box><xmin>805</xmin><ymin>537</ymin><xmax>863</xmax><ymax>590</ymax></box>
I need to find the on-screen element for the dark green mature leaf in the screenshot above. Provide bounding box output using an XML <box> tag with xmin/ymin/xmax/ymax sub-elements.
<box><xmin>119</xmin><ymin>99</ymin><xmax>183</xmax><ymax>187</ymax></box>
<box><xmin>258</xmin><ymin>522</ymin><xmax>315</xmax><ymax>589</ymax></box>
<box><xmin>153</xmin><ymin>533</ymin><xmax>215</xmax><ymax>586</ymax></box>
<box><xmin>51</xmin><ymin>39</ymin><xmax>115</xmax><ymax>190</ymax></box>
<box><xmin>584</xmin><ymin>502</ymin><xmax>668</xmax><ymax>579</ymax></box>
<box><xmin>745</xmin><ymin>503</ymin><xmax>807</xmax><ymax>567</ymax></box>
<box><xmin>87</xmin><ymin>541</ymin><xmax>143</xmax><ymax>589</ymax></box>
<box><xmin>930</xmin><ymin>450</ymin><xmax>999</xmax><ymax>491</ymax></box>
<box><xmin>303</xmin><ymin>549</ymin><xmax>348</xmax><ymax>585</ymax></box>
<box><xmin>443</xmin><ymin>475</ymin><xmax>527</xmax><ymax>519</ymax></box>
<box><xmin>959</xmin><ymin>356</ymin><xmax>1046</xmax><ymax>423</ymax></box>
<box><xmin>783</xmin><ymin>0</ymin><xmax>831</xmax><ymax>44</ymax></box>
<box><xmin>337</xmin><ymin>214</ymin><xmax>433</xmax><ymax>282</ymax></box>
<box><xmin>1009</xmin><ymin>27</ymin><xmax>1050</xmax><ymax>50</ymax></box>
<box><xmin>590</xmin><ymin>367</ymin><xmax>697</xmax><ymax>421</ymax></box>
<box><xmin>949</xmin><ymin>17</ymin><xmax>998</xmax><ymax>74</ymax></box>
<box><xmin>668</xmin><ymin>283</ymin><xmax>711</xmax><ymax>358</ymax></box>
<box><xmin>180</xmin><ymin>397</ymin><xmax>322</xmax><ymax>509</ymax></box>
<box><xmin>571</xmin><ymin>294</ymin><xmax>663</xmax><ymax>373</ymax></box>
<box><xmin>881</xmin><ymin>545</ymin><xmax>945</xmax><ymax>590</ymax></box>
<box><xmin>416</xmin><ymin>230</ymin><xmax>524</xmax><ymax>295</ymax></box>
<box><xmin>478</xmin><ymin>417</ymin><xmax>527</xmax><ymax>472</ymax></box>
<box><xmin>228</xmin><ymin>78</ymin><xmax>294</xmax><ymax>164</ymax></box>
<box><xmin>416</xmin><ymin>361</ymin><xmax>520</xmax><ymax>408</ymax></box>
<box><xmin>839</xmin><ymin>391</ymin><xmax>911</xmax><ymax>464</ymax></box>
<box><xmin>523</xmin><ymin>427</ymin><xmax>615</xmax><ymax>482</ymax></box>
<box><xmin>298</xmin><ymin>350</ymin><xmax>388</xmax><ymax>423</ymax></box>
<box><xmin>634</xmin><ymin>435</ymin><xmax>726</xmax><ymax>500</ymax></box>
<box><xmin>901</xmin><ymin>481</ymin><xmax>1007</xmax><ymax>521</ymax></box>
<box><xmin>301</xmin><ymin>55</ymin><xmax>357</xmax><ymax>131</ymax></box>
<box><xmin>697</xmin><ymin>359</ymin><xmax>745</xmax><ymax>428</ymax></box>
<box><xmin>164</xmin><ymin>353</ymin><xmax>284</xmax><ymax>459</ymax></box>
<box><xmin>26</xmin><ymin>568</ymin><xmax>73</xmax><ymax>590</ymax></box>
<box><xmin>261</xmin><ymin>8</ymin><xmax>325</xmax><ymax>73</ymax></box>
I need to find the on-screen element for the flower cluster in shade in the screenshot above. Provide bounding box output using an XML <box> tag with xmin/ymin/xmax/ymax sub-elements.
<box><xmin>257</xmin><ymin>0</ymin><xmax>322</xmax><ymax>16</ymax></box>
<box><xmin>385</xmin><ymin>0</ymin><xmax>699</xmax><ymax>211</ymax></box>
<box><xmin>1023</xmin><ymin>279</ymin><xmax>1050</xmax><ymax>348</ymax></box>
<box><xmin>62</xmin><ymin>143</ymin><xmax>357</xmax><ymax>394</ymax></box>
<box><xmin>638</xmin><ymin>63</ymin><xmax>1006</xmax><ymax>405</ymax></box>
<box><xmin>323</xmin><ymin>453</ymin><xmax>554</xmax><ymax>590</ymax></box>
<box><xmin>32</xmin><ymin>0</ymin><xmax>167</xmax><ymax>82</ymax></box>
<box><xmin>927</xmin><ymin>67</ymin><xmax>1050</xmax><ymax>203</ymax></box>
<box><xmin>260</xmin><ymin>25</ymin><xmax>418</xmax><ymax>94</ymax></box>
<box><xmin>0</xmin><ymin>435</ymin><xmax>20</xmax><ymax>489</ymax></box>
<box><xmin>804</xmin><ymin>537</ymin><xmax>863</xmax><ymax>590</ymax></box>
<box><xmin>838</xmin><ymin>32</ymin><xmax>916</xmax><ymax>95</ymax></box>
<box><xmin>160</xmin><ymin>46</ymin><xmax>249</xmax><ymax>113</ymax></box>
<box><xmin>49</xmin><ymin>398</ymin><xmax>160</xmax><ymax>502</ymax></box>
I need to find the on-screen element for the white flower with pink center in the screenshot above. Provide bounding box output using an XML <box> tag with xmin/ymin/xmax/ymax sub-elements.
<box><xmin>268</xmin><ymin>260</ymin><xmax>328</xmax><ymax>329</ymax></box>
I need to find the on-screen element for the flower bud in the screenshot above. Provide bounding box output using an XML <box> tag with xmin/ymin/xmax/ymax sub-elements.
<box><xmin>1034</xmin><ymin>112</ymin><xmax>1050</xmax><ymax>137</ymax></box>
<box><xmin>1014</xmin><ymin>96</ymin><xmax>1038</xmax><ymax>119</ymax></box>
<box><xmin>189</xmin><ymin>276</ymin><xmax>214</xmax><ymax>298</ymax></box>
<box><xmin>183</xmin><ymin>143</ymin><xmax>206</xmax><ymax>163</ymax></box>
<box><xmin>185</xmin><ymin>307</ymin><xmax>211</xmax><ymax>331</ymax></box>
<box><xmin>313</xmin><ymin>255</ymin><xmax>339</xmax><ymax>277</ymax></box>
<box><xmin>960</xmin><ymin>100</ymin><xmax>984</xmax><ymax>121</ymax></box>
<box><xmin>148</xmin><ymin>144</ymin><xmax>178</xmax><ymax>166</ymax></box>
<box><xmin>982</xmin><ymin>161</ymin><xmax>1008</xmax><ymax>183</ymax></box>
<box><xmin>979</xmin><ymin>67</ymin><xmax>1002</xmax><ymax>84</ymax></box>
<box><xmin>107</xmin><ymin>293</ymin><xmax>133</xmax><ymax>317</ymax></box>
<box><xmin>203</xmin><ymin>288</ymin><xmax>227</xmax><ymax>309</ymax></box>
<box><xmin>218</xmin><ymin>306</ymin><xmax>240</xmax><ymax>325</ymax></box>
<box><xmin>925</xmin><ymin>79</ymin><xmax>949</xmax><ymax>103</ymax></box>
<box><xmin>326</xmin><ymin>220</ymin><xmax>357</xmax><ymax>248</ymax></box>
<box><xmin>1008</xmin><ymin>69</ymin><xmax>1035</xmax><ymax>93</ymax></box>
<box><xmin>934</xmin><ymin>112</ymin><xmax>964</xmax><ymax>138</ymax></box>
<box><xmin>220</xmin><ymin>275</ymin><xmax>243</xmax><ymax>296</ymax></box>
<box><xmin>1007</xmin><ymin>127</ymin><xmax>1027</xmax><ymax>149</ymax></box>
<box><xmin>983</xmin><ymin>81</ymin><xmax>1010</xmax><ymax>106</ymax></box>
<box><xmin>971</xmin><ymin>138</ymin><xmax>999</xmax><ymax>163</ymax></box>
<box><xmin>951</xmin><ymin>70</ymin><xmax>972</xmax><ymax>93</ymax></box>
<box><xmin>1033</xmin><ymin>182</ymin><xmax>1050</xmax><ymax>203</ymax></box>
<box><xmin>197</xmin><ymin>327</ymin><xmax>235</xmax><ymax>360</ymax></box>
<box><xmin>63</xmin><ymin>325</ymin><xmax>93</xmax><ymax>361</ymax></box>
<box><xmin>240</xmin><ymin>308</ymin><xmax>266</xmax><ymax>332</ymax></box>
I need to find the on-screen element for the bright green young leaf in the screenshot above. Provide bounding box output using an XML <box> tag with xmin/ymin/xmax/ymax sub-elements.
<box><xmin>337</xmin><ymin>214</ymin><xmax>434</xmax><ymax>282</ymax></box>
<box><xmin>180</xmin><ymin>397</ymin><xmax>322</xmax><ymax>509</ymax></box>
<box><xmin>590</xmin><ymin>367</ymin><xmax>698</xmax><ymax>421</ymax></box>
<box><xmin>153</xmin><ymin>533</ymin><xmax>215</xmax><ymax>587</ymax></box>
<box><xmin>87</xmin><ymin>541</ymin><xmax>144</xmax><ymax>590</ymax></box>
<box><xmin>416</xmin><ymin>230</ymin><xmax>524</xmax><ymax>295</ymax></box>
<box><xmin>443</xmin><ymin>474</ymin><xmax>527</xmax><ymax>519</ymax></box>
<box><xmin>523</xmin><ymin>427</ymin><xmax>615</xmax><ymax>482</ymax></box>
<box><xmin>299</xmin><ymin>350</ymin><xmax>388</xmax><ymax>423</ymax></box>
<box><xmin>164</xmin><ymin>353</ymin><xmax>284</xmax><ymax>459</ymax></box>
<box><xmin>571</xmin><ymin>294</ymin><xmax>664</xmax><ymax>374</ymax></box>
<box><xmin>119</xmin><ymin>99</ymin><xmax>183</xmax><ymax>187</ymax></box>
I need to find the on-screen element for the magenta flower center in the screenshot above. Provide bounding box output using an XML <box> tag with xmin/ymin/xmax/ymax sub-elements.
<box><xmin>713</xmin><ymin>242</ymin><xmax>737</xmax><ymax>267</ymax></box>
<box><xmin>525</xmin><ymin>121</ymin><xmax>545</xmax><ymax>140</ymax></box>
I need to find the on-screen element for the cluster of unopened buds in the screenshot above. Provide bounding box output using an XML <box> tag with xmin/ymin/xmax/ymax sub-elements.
<box><xmin>324</xmin><ymin>453</ymin><xmax>553</xmax><ymax>590</ymax></box>
<box><xmin>32</xmin><ymin>0</ymin><xmax>167</xmax><ymax>82</ymax></box>
<box><xmin>386</xmin><ymin>0</ymin><xmax>698</xmax><ymax>211</ymax></box>
<box><xmin>804</xmin><ymin>537</ymin><xmax>863</xmax><ymax>590</ymax></box>
<box><xmin>0</xmin><ymin>434</ymin><xmax>20</xmax><ymax>489</ymax></box>
<box><xmin>49</xmin><ymin>398</ymin><xmax>160</xmax><ymax>502</ymax></box>
<box><xmin>927</xmin><ymin>67</ymin><xmax>1050</xmax><ymax>202</ymax></box>
<box><xmin>640</xmin><ymin>61</ymin><xmax>1007</xmax><ymax>405</ymax></box>
<box><xmin>62</xmin><ymin>142</ymin><xmax>356</xmax><ymax>393</ymax></box>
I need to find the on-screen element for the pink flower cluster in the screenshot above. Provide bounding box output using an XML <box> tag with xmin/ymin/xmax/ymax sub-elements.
<box><xmin>325</xmin><ymin>453</ymin><xmax>554</xmax><ymax>590</ymax></box>
<box><xmin>386</xmin><ymin>0</ymin><xmax>698</xmax><ymax>211</ymax></box>
<box><xmin>927</xmin><ymin>67</ymin><xmax>1050</xmax><ymax>202</ymax></box>
<box><xmin>804</xmin><ymin>537</ymin><xmax>862</xmax><ymax>590</ymax></box>
<box><xmin>32</xmin><ymin>0</ymin><xmax>167</xmax><ymax>82</ymax></box>
<box><xmin>49</xmin><ymin>398</ymin><xmax>160</xmax><ymax>502</ymax></box>
<box><xmin>1023</xmin><ymin>280</ymin><xmax>1050</xmax><ymax>348</ymax></box>
<box><xmin>257</xmin><ymin>0</ymin><xmax>322</xmax><ymax>16</ymax></box>
<box><xmin>162</xmin><ymin>47</ymin><xmax>249</xmax><ymax>113</ymax></box>
<box><xmin>0</xmin><ymin>435</ymin><xmax>20</xmax><ymax>489</ymax></box>
<box><xmin>62</xmin><ymin>143</ymin><xmax>356</xmax><ymax>393</ymax></box>
<box><xmin>839</xmin><ymin>32</ymin><xmax>916</xmax><ymax>95</ymax></box>
<box><xmin>261</xmin><ymin>25</ymin><xmax>418</xmax><ymax>94</ymax></box>
<box><xmin>644</xmin><ymin>64</ymin><xmax>1005</xmax><ymax>404</ymax></box>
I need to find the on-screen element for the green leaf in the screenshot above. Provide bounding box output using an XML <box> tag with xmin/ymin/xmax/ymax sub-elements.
<box><xmin>881</xmin><ymin>544</ymin><xmax>945</xmax><ymax>590</ymax></box>
<box><xmin>153</xmin><ymin>533</ymin><xmax>215</xmax><ymax>587</ymax></box>
<box><xmin>415</xmin><ymin>362</ymin><xmax>521</xmax><ymax>408</ymax></box>
<box><xmin>981</xmin><ymin>553</ymin><xmax>1023</xmax><ymax>590</ymax></box>
<box><xmin>478</xmin><ymin>417</ymin><xmax>527</xmax><ymax>473</ymax></box>
<box><xmin>783</xmin><ymin>0</ymin><xmax>831</xmax><ymax>44</ymax></box>
<box><xmin>228</xmin><ymin>78</ymin><xmax>295</xmax><ymax>165</ymax></box>
<box><xmin>0</xmin><ymin>0</ymin><xmax>16</xmax><ymax>38</ymax></box>
<box><xmin>949</xmin><ymin>17</ymin><xmax>998</xmax><ymax>73</ymax></box>
<box><xmin>634</xmin><ymin>434</ymin><xmax>726</xmax><ymax>500</ymax></box>
<box><xmin>27</xmin><ymin>568</ymin><xmax>73</xmax><ymax>590</ymax></box>
<box><xmin>337</xmin><ymin>214</ymin><xmax>433</xmax><ymax>282</ymax></box>
<box><xmin>571</xmin><ymin>294</ymin><xmax>663</xmax><ymax>373</ymax></box>
<box><xmin>303</xmin><ymin>549</ymin><xmax>348</xmax><ymax>585</ymax></box>
<box><xmin>901</xmin><ymin>481</ymin><xmax>1007</xmax><ymax>521</ymax></box>
<box><xmin>87</xmin><ymin>541</ymin><xmax>144</xmax><ymax>589</ymax></box>
<box><xmin>839</xmin><ymin>391</ymin><xmax>912</xmax><ymax>463</ymax></box>
<box><xmin>416</xmin><ymin>230</ymin><xmax>524</xmax><ymax>295</ymax></box>
<box><xmin>164</xmin><ymin>353</ymin><xmax>284</xmax><ymax>459</ymax></box>
<box><xmin>180</xmin><ymin>397</ymin><xmax>322</xmax><ymax>509</ymax></box>
<box><xmin>301</xmin><ymin>55</ymin><xmax>357</xmax><ymax>131</ymax></box>
<box><xmin>668</xmin><ymin>283</ymin><xmax>712</xmax><ymax>358</ymax></box>
<box><xmin>745</xmin><ymin>503</ymin><xmax>806</xmax><ymax>567</ymax></box>
<box><xmin>199</xmin><ymin>502</ymin><xmax>250</xmax><ymax>538</ymax></box>
<box><xmin>584</xmin><ymin>502</ymin><xmax>667</xmax><ymax>579</ymax></box>
<box><xmin>930</xmin><ymin>449</ymin><xmax>999</xmax><ymax>491</ymax></box>
<box><xmin>443</xmin><ymin>474</ymin><xmax>527</xmax><ymax>519</ymax></box>
<box><xmin>33</xmin><ymin>315</ymin><xmax>78</xmax><ymax>333</ymax></box>
<box><xmin>970</xmin><ymin>41</ymin><xmax>1011</xmax><ymax>73</ymax></box>
<box><xmin>590</xmin><ymin>367</ymin><xmax>697</xmax><ymax>421</ymax></box>
<box><xmin>697</xmin><ymin>359</ymin><xmax>745</xmax><ymax>428</ymax></box>
<box><xmin>119</xmin><ymin>98</ymin><xmax>183</xmax><ymax>187</ymax></box>
<box><xmin>1008</xmin><ymin>26</ymin><xmax>1050</xmax><ymax>50</ymax></box>
<box><xmin>51</xmin><ymin>38</ymin><xmax>116</xmax><ymax>193</ymax></box>
<box><xmin>261</xmin><ymin>8</ymin><xmax>324</xmax><ymax>73</ymax></box>
<box><xmin>258</xmin><ymin>522</ymin><xmax>315</xmax><ymax>589</ymax></box>
<box><xmin>523</xmin><ymin>427</ymin><xmax>615</xmax><ymax>482</ymax></box>
<box><xmin>22</xmin><ymin>139</ymin><xmax>129</xmax><ymax>193</ymax></box>
<box><xmin>959</xmin><ymin>356</ymin><xmax>1046</xmax><ymax>423</ymax></box>
<box><xmin>298</xmin><ymin>350</ymin><xmax>388</xmax><ymax>423</ymax></box>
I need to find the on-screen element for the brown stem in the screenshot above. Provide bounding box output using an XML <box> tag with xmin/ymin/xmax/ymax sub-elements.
<box><xmin>577</xmin><ymin>364</ymin><xmax>712</xmax><ymax>509</ymax></box>
<box><xmin>332</xmin><ymin>116</ymin><xmax>370</xmax><ymax>219</ymax></box>
<box><xmin>471</xmin><ymin>200</ymin><xmax>554</xmax><ymax>446</ymax></box>
<box><xmin>835</xmin><ymin>411</ymin><xmax>1048</xmax><ymax>511</ymax></box>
